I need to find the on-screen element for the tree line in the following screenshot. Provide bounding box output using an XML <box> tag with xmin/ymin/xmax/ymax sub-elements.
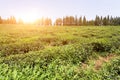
<box><xmin>55</xmin><ymin>15</ymin><xmax>120</xmax><ymax>26</ymax></box>
<box><xmin>0</xmin><ymin>16</ymin><xmax>16</xmax><ymax>24</ymax></box>
<box><xmin>0</xmin><ymin>15</ymin><xmax>120</xmax><ymax>26</ymax></box>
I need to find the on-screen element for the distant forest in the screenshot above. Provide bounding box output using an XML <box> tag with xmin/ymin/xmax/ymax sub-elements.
<box><xmin>0</xmin><ymin>15</ymin><xmax>120</xmax><ymax>26</ymax></box>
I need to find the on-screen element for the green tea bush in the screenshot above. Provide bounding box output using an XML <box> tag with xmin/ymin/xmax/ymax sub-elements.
<box><xmin>0</xmin><ymin>25</ymin><xmax>120</xmax><ymax>79</ymax></box>
<box><xmin>91</xmin><ymin>42</ymin><xmax>112</xmax><ymax>52</ymax></box>
<box><xmin>99</xmin><ymin>57</ymin><xmax>120</xmax><ymax>80</ymax></box>
<box><xmin>1</xmin><ymin>42</ymin><xmax>44</xmax><ymax>56</ymax></box>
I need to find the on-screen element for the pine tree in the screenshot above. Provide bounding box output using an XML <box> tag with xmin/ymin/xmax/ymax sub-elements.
<box><xmin>63</xmin><ymin>17</ymin><xmax>67</xmax><ymax>26</ymax></box>
<box><xmin>69</xmin><ymin>16</ymin><xmax>75</xmax><ymax>26</ymax></box>
<box><xmin>83</xmin><ymin>16</ymin><xmax>87</xmax><ymax>26</ymax></box>
<box><xmin>55</xmin><ymin>18</ymin><xmax>62</xmax><ymax>26</ymax></box>
<box><xmin>100</xmin><ymin>16</ymin><xmax>103</xmax><ymax>26</ymax></box>
<box><xmin>94</xmin><ymin>15</ymin><xmax>100</xmax><ymax>26</ymax></box>
<box><xmin>88</xmin><ymin>20</ymin><xmax>94</xmax><ymax>26</ymax></box>
<box><xmin>109</xmin><ymin>16</ymin><xmax>113</xmax><ymax>26</ymax></box>
<box><xmin>44</xmin><ymin>18</ymin><xmax>52</xmax><ymax>26</ymax></box>
<box><xmin>79</xmin><ymin>16</ymin><xmax>82</xmax><ymax>26</ymax></box>
<box><xmin>63</xmin><ymin>17</ymin><xmax>65</xmax><ymax>26</ymax></box>
<box><xmin>107</xmin><ymin>15</ymin><xmax>110</xmax><ymax>25</ymax></box>
<box><xmin>95</xmin><ymin>15</ymin><xmax>98</xmax><ymax>26</ymax></box>
<box><xmin>103</xmin><ymin>17</ymin><xmax>107</xmax><ymax>26</ymax></box>
<box><xmin>9</xmin><ymin>16</ymin><xmax>16</xmax><ymax>24</ymax></box>
<box><xmin>74</xmin><ymin>15</ymin><xmax>78</xmax><ymax>26</ymax></box>
<box><xmin>0</xmin><ymin>16</ymin><xmax>2</xmax><ymax>24</ymax></box>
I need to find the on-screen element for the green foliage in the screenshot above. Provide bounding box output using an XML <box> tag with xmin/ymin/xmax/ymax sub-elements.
<box><xmin>1</xmin><ymin>42</ymin><xmax>44</xmax><ymax>56</ymax></box>
<box><xmin>0</xmin><ymin>25</ymin><xmax>120</xmax><ymax>79</ymax></box>
<box><xmin>99</xmin><ymin>57</ymin><xmax>120</xmax><ymax>80</ymax></box>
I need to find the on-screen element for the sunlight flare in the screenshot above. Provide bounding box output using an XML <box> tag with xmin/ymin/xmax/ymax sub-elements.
<box><xmin>18</xmin><ymin>12</ymin><xmax>39</xmax><ymax>23</ymax></box>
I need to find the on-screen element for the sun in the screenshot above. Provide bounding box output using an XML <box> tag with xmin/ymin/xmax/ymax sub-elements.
<box><xmin>22</xmin><ymin>13</ymin><xmax>38</xmax><ymax>23</ymax></box>
<box><xmin>19</xmin><ymin>12</ymin><xmax>39</xmax><ymax>23</ymax></box>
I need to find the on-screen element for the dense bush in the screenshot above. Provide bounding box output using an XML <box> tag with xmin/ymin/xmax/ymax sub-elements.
<box><xmin>1</xmin><ymin>42</ymin><xmax>44</xmax><ymax>56</ymax></box>
<box><xmin>91</xmin><ymin>42</ymin><xmax>112</xmax><ymax>52</ymax></box>
<box><xmin>100</xmin><ymin>57</ymin><xmax>120</xmax><ymax>80</ymax></box>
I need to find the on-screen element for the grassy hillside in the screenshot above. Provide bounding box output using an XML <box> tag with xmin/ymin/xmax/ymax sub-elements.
<box><xmin>0</xmin><ymin>24</ymin><xmax>120</xmax><ymax>80</ymax></box>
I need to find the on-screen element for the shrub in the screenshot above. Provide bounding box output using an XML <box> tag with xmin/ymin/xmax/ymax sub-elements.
<box><xmin>91</xmin><ymin>42</ymin><xmax>112</xmax><ymax>52</ymax></box>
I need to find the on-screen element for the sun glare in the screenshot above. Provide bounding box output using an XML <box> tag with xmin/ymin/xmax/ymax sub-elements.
<box><xmin>19</xmin><ymin>12</ymin><xmax>39</xmax><ymax>23</ymax></box>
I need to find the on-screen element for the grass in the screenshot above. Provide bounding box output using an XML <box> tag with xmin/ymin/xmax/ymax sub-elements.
<box><xmin>0</xmin><ymin>24</ymin><xmax>120</xmax><ymax>80</ymax></box>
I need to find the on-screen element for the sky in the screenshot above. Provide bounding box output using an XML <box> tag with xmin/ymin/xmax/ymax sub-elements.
<box><xmin>0</xmin><ymin>0</ymin><xmax>120</xmax><ymax>22</ymax></box>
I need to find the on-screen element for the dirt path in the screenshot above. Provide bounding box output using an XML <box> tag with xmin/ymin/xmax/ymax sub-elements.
<box><xmin>94</xmin><ymin>54</ymin><xmax>116</xmax><ymax>70</ymax></box>
<box><xmin>81</xmin><ymin>54</ymin><xmax>117</xmax><ymax>71</ymax></box>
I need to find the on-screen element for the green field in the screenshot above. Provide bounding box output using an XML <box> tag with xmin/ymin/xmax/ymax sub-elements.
<box><xmin>0</xmin><ymin>24</ymin><xmax>120</xmax><ymax>80</ymax></box>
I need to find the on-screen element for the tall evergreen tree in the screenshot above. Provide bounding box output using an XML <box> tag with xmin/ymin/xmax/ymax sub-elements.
<box><xmin>94</xmin><ymin>15</ymin><xmax>100</xmax><ymax>26</ymax></box>
<box><xmin>63</xmin><ymin>17</ymin><xmax>65</xmax><ymax>26</ymax></box>
<box><xmin>95</xmin><ymin>15</ymin><xmax>98</xmax><ymax>26</ymax></box>
<box><xmin>69</xmin><ymin>16</ymin><xmax>75</xmax><ymax>26</ymax></box>
<box><xmin>113</xmin><ymin>17</ymin><xmax>120</xmax><ymax>26</ymax></box>
<box><xmin>44</xmin><ymin>18</ymin><xmax>52</xmax><ymax>26</ymax></box>
<box><xmin>9</xmin><ymin>16</ymin><xmax>16</xmax><ymax>24</ymax></box>
<box><xmin>107</xmin><ymin>15</ymin><xmax>110</xmax><ymax>25</ymax></box>
<box><xmin>79</xmin><ymin>16</ymin><xmax>82</xmax><ymax>26</ymax></box>
<box><xmin>55</xmin><ymin>18</ymin><xmax>63</xmax><ymax>26</ymax></box>
<box><xmin>109</xmin><ymin>16</ymin><xmax>113</xmax><ymax>26</ymax></box>
<box><xmin>103</xmin><ymin>17</ymin><xmax>107</xmax><ymax>26</ymax></box>
<box><xmin>83</xmin><ymin>16</ymin><xmax>87</xmax><ymax>26</ymax></box>
<box><xmin>74</xmin><ymin>15</ymin><xmax>78</xmax><ymax>26</ymax></box>
<box><xmin>66</xmin><ymin>16</ymin><xmax>70</xmax><ymax>26</ymax></box>
<box><xmin>87</xmin><ymin>20</ymin><xmax>94</xmax><ymax>26</ymax></box>
<box><xmin>0</xmin><ymin>16</ymin><xmax>2</xmax><ymax>24</ymax></box>
<box><xmin>63</xmin><ymin>17</ymin><xmax>67</xmax><ymax>26</ymax></box>
<box><xmin>100</xmin><ymin>16</ymin><xmax>103</xmax><ymax>26</ymax></box>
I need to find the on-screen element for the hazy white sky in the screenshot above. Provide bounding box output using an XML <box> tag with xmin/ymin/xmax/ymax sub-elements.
<box><xmin>0</xmin><ymin>0</ymin><xmax>119</xmax><ymax>22</ymax></box>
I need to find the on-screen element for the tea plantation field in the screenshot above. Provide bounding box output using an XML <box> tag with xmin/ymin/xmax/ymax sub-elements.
<box><xmin>0</xmin><ymin>24</ymin><xmax>120</xmax><ymax>80</ymax></box>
